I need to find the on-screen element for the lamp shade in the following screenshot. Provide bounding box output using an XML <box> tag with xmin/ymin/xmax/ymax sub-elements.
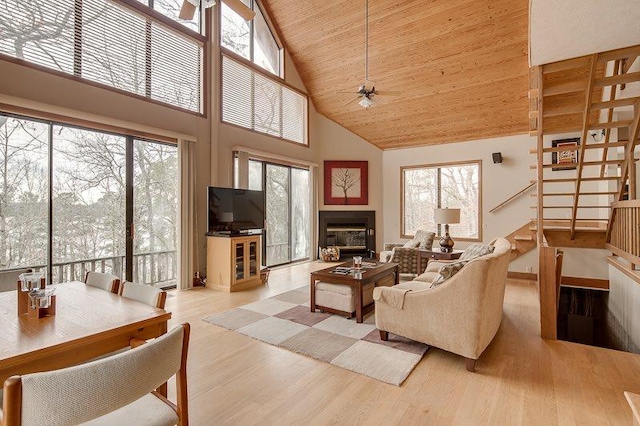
<box><xmin>434</xmin><ymin>208</ymin><xmax>461</xmax><ymax>224</ymax></box>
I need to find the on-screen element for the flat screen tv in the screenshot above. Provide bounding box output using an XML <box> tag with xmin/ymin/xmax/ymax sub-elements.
<box><xmin>208</xmin><ymin>187</ymin><xmax>265</xmax><ymax>235</ymax></box>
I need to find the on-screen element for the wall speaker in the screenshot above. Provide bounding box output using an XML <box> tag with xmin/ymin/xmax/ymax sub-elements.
<box><xmin>492</xmin><ymin>152</ymin><xmax>503</xmax><ymax>164</ymax></box>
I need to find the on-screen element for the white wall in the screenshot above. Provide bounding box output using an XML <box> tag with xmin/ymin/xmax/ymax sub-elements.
<box><xmin>530</xmin><ymin>0</ymin><xmax>640</xmax><ymax>66</ymax></box>
<box><xmin>382</xmin><ymin>133</ymin><xmax>610</xmax><ymax>278</ymax></box>
<box><xmin>608</xmin><ymin>263</ymin><xmax>640</xmax><ymax>352</ymax></box>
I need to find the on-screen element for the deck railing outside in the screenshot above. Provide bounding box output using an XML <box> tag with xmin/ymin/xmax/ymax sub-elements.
<box><xmin>7</xmin><ymin>250</ymin><xmax>177</xmax><ymax>287</ymax></box>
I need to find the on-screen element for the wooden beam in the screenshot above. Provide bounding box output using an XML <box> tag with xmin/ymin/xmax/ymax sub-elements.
<box><xmin>570</xmin><ymin>54</ymin><xmax>599</xmax><ymax>240</ymax></box>
<box><xmin>536</xmin><ymin>66</ymin><xmax>545</xmax><ymax>245</ymax></box>
<box><xmin>530</xmin><ymin>140</ymin><xmax>629</xmax><ymax>154</ymax></box>
<box><xmin>542</xmin><ymin>56</ymin><xmax>592</xmax><ymax>74</ymax></box>
<box><xmin>597</xmin><ymin>45</ymin><xmax>640</xmax><ymax>63</ymax></box>
<box><xmin>600</xmin><ymin>60</ymin><xmax>621</xmax><ymax>178</ymax></box>
<box><xmin>593</xmin><ymin>71</ymin><xmax>640</xmax><ymax>88</ymax></box>
<box><xmin>543</xmin><ymin>80</ymin><xmax>587</xmax><ymax>97</ymax></box>
<box><xmin>622</xmin><ymin>56</ymin><xmax>638</xmax><ymax>74</ymax></box>
<box><xmin>591</xmin><ymin>97</ymin><xmax>640</xmax><ymax>111</ymax></box>
<box><xmin>544</xmin><ymin>229</ymin><xmax>607</xmax><ymax>248</ymax></box>
<box><xmin>589</xmin><ymin>120</ymin><xmax>633</xmax><ymax>130</ymax></box>
<box><xmin>539</xmin><ymin>245</ymin><xmax>559</xmax><ymax>339</ymax></box>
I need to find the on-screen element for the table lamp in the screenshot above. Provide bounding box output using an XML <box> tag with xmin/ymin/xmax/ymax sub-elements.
<box><xmin>434</xmin><ymin>208</ymin><xmax>461</xmax><ymax>253</ymax></box>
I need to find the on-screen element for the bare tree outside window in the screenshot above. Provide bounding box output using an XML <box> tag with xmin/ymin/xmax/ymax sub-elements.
<box><xmin>402</xmin><ymin>162</ymin><xmax>480</xmax><ymax>239</ymax></box>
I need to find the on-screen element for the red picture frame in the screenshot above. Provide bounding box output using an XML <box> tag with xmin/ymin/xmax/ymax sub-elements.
<box><xmin>324</xmin><ymin>161</ymin><xmax>368</xmax><ymax>205</ymax></box>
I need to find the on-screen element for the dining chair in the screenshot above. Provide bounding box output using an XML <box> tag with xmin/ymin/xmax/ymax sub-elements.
<box><xmin>1</xmin><ymin>323</ymin><xmax>190</xmax><ymax>426</ymax></box>
<box><xmin>119</xmin><ymin>281</ymin><xmax>167</xmax><ymax>309</ymax></box>
<box><xmin>85</xmin><ymin>271</ymin><xmax>120</xmax><ymax>294</ymax></box>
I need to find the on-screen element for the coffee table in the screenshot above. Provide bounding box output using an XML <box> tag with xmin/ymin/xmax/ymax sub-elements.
<box><xmin>310</xmin><ymin>261</ymin><xmax>399</xmax><ymax>323</ymax></box>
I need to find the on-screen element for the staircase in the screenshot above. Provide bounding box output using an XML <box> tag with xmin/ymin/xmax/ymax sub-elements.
<box><xmin>529</xmin><ymin>45</ymin><xmax>640</xmax><ymax>244</ymax></box>
<box><xmin>504</xmin><ymin>221</ymin><xmax>537</xmax><ymax>261</ymax></box>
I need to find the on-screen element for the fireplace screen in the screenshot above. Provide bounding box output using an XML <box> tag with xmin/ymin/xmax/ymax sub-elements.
<box><xmin>326</xmin><ymin>226</ymin><xmax>367</xmax><ymax>249</ymax></box>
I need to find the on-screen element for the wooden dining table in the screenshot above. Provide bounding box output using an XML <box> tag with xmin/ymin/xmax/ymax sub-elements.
<box><xmin>0</xmin><ymin>281</ymin><xmax>171</xmax><ymax>387</ymax></box>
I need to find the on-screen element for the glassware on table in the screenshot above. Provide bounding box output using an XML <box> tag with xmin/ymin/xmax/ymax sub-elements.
<box><xmin>28</xmin><ymin>287</ymin><xmax>55</xmax><ymax>310</ymax></box>
<box><xmin>19</xmin><ymin>271</ymin><xmax>44</xmax><ymax>292</ymax></box>
<box><xmin>353</xmin><ymin>256</ymin><xmax>363</xmax><ymax>269</ymax></box>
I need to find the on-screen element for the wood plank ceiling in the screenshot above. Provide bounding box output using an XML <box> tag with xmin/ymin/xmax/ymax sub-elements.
<box><xmin>261</xmin><ymin>0</ymin><xmax>530</xmax><ymax>149</ymax></box>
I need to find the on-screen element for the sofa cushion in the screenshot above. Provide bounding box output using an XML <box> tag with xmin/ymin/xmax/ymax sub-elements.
<box><xmin>403</xmin><ymin>239</ymin><xmax>421</xmax><ymax>248</ymax></box>
<box><xmin>460</xmin><ymin>243</ymin><xmax>495</xmax><ymax>261</ymax></box>
<box><xmin>430</xmin><ymin>260</ymin><xmax>468</xmax><ymax>287</ymax></box>
<box><xmin>415</xmin><ymin>271</ymin><xmax>439</xmax><ymax>283</ymax></box>
<box><xmin>414</xmin><ymin>230</ymin><xmax>436</xmax><ymax>249</ymax></box>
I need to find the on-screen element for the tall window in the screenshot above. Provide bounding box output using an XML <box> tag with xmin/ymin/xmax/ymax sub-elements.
<box><xmin>221</xmin><ymin>0</ymin><xmax>281</xmax><ymax>76</ymax></box>
<box><xmin>222</xmin><ymin>55</ymin><xmax>308</xmax><ymax>144</ymax></box>
<box><xmin>0</xmin><ymin>0</ymin><xmax>203</xmax><ymax>113</ymax></box>
<box><xmin>402</xmin><ymin>161</ymin><xmax>481</xmax><ymax>240</ymax></box>
<box><xmin>0</xmin><ymin>113</ymin><xmax>178</xmax><ymax>287</ymax></box>
<box><xmin>240</xmin><ymin>157</ymin><xmax>311</xmax><ymax>266</ymax></box>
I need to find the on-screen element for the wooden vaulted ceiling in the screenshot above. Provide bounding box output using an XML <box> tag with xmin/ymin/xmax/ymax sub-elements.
<box><xmin>261</xmin><ymin>0</ymin><xmax>530</xmax><ymax>149</ymax></box>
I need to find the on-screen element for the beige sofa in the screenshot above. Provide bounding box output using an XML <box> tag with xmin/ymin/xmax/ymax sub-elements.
<box><xmin>373</xmin><ymin>237</ymin><xmax>511</xmax><ymax>371</ymax></box>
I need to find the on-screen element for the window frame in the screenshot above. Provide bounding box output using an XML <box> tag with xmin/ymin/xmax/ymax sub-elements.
<box><xmin>220</xmin><ymin>51</ymin><xmax>309</xmax><ymax>146</ymax></box>
<box><xmin>218</xmin><ymin>0</ymin><xmax>284</xmax><ymax>78</ymax></box>
<box><xmin>0</xmin><ymin>109</ymin><xmax>179</xmax><ymax>284</ymax></box>
<box><xmin>400</xmin><ymin>160</ymin><xmax>483</xmax><ymax>242</ymax></box>
<box><xmin>0</xmin><ymin>0</ymin><xmax>207</xmax><ymax>116</ymax></box>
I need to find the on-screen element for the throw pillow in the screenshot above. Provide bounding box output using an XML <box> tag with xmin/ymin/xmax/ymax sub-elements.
<box><xmin>414</xmin><ymin>230</ymin><xmax>436</xmax><ymax>249</ymax></box>
<box><xmin>430</xmin><ymin>260</ymin><xmax>467</xmax><ymax>288</ymax></box>
<box><xmin>403</xmin><ymin>239</ymin><xmax>421</xmax><ymax>248</ymax></box>
<box><xmin>460</xmin><ymin>243</ymin><xmax>495</xmax><ymax>261</ymax></box>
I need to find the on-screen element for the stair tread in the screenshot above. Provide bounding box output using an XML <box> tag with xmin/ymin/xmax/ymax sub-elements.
<box><xmin>513</xmin><ymin>235</ymin><xmax>534</xmax><ymax>241</ymax></box>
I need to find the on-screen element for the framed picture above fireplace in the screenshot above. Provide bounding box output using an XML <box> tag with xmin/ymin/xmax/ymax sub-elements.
<box><xmin>324</xmin><ymin>161</ymin><xmax>368</xmax><ymax>205</ymax></box>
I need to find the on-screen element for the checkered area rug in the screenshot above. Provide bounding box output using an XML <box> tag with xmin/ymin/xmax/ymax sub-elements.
<box><xmin>203</xmin><ymin>287</ymin><xmax>429</xmax><ymax>386</ymax></box>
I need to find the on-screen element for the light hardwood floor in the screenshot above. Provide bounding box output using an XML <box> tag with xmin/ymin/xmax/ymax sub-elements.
<box><xmin>166</xmin><ymin>261</ymin><xmax>640</xmax><ymax>425</ymax></box>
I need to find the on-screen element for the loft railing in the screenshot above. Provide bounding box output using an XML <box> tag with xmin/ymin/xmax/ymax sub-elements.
<box><xmin>10</xmin><ymin>250</ymin><xmax>177</xmax><ymax>287</ymax></box>
<box><xmin>606</xmin><ymin>200</ymin><xmax>640</xmax><ymax>269</ymax></box>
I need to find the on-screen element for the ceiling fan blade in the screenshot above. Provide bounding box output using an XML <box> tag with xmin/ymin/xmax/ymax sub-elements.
<box><xmin>344</xmin><ymin>96</ymin><xmax>362</xmax><ymax>106</ymax></box>
<box><xmin>335</xmin><ymin>90</ymin><xmax>360</xmax><ymax>94</ymax></box>
<box><xmin>375</xmin><ymin>91</ymin><xmax>402</xmax><ymax>96</ymax></box>
<box><xmin>224</xmin><ymin>0</ymin><xmax>256</xmax><ymax>21</ymax></box>
<box><xmin>179</xmin><ymin>0</ymin><xmax>197</xmax><ymax>20</ymax></box>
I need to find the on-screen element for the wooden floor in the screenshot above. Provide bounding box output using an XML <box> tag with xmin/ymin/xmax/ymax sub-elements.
<box><xmin>166</xmin><ymin>261</ymin><xmax>640</xmax><ymax>425</ymax></box>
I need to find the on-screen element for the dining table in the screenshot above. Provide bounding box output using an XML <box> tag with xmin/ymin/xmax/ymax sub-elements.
<box><xmin>0</xmin><ymin>280</ymin><xmax>171</xmax><ymax>387</ymax></box>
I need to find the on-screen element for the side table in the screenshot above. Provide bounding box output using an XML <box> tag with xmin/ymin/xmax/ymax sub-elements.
<box><xmin>416</xmin><ymin>249</ymin><xmax>464</xmax><ymax>275</ymax></box>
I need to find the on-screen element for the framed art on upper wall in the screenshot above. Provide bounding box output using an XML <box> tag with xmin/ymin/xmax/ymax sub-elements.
<box><xmin>324</xmin><ymin>161</ymin><xmax>368</xmax><ymax>205</ymax></box>
<box><xmin>551</xmin><ymin>137</ymin><xmax>580</xmax><ymax>171</ymax></box>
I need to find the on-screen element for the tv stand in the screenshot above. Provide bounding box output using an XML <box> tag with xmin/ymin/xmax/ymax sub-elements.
<box><xmin>206</xmin><ymin>234</ymin><xmax>262</xmax><ymax>292</ymax></box>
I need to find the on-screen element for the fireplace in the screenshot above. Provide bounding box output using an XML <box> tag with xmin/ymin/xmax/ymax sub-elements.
<box><xmin>318</xmin><ymin>210</ymin><xmax>375</xmax><ymax>259</ymax></box>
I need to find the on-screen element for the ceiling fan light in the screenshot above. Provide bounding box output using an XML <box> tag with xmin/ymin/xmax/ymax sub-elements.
<box><xmin>359</xmin><ymin>97</ymin><xmax>374</xmax><ymax>108</ymax></box>
<box><xmin>202</xmin><ymin>0</ymin><xmax>216</xmax><ymax>8</ymax></box>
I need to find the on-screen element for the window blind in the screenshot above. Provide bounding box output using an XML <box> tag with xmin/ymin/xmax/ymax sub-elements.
<box><xmin>222</xmin><ymin>55</ymin><xmax>307</xmax><ymax>145</ymax></box>
<box><xmin>0</xmin><ymin>0</ymin><xmax>203</xmax><ymax>113</ymax></box>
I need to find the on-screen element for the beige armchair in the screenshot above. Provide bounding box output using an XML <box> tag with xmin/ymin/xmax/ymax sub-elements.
<box><xmin>379</xmin><ymin>230</ymin><xmax>435</xmax><ymax>275</ymax></box>
<box><xmin>373</xmin><ymin>237</ymin><xmax>511</xmax><ymax>371</ymax></box>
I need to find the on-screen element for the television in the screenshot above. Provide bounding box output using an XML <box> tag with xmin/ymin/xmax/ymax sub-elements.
<box><xmin>207</xmin><ymin>187</ymin><xmax>265</xmax><ymax>235</ymax></box>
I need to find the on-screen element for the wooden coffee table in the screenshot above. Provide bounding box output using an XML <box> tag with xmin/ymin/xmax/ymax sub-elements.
<box><xmin>310</xmin><ymin>261</ymin><xmax>399</xmax><ymax>323</ymax></box>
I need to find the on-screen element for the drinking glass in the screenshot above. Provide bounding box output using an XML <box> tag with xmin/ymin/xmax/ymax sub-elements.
<box><xmin>353</xmin><ymin>256</ymin><xmax>363</xmax><ymax>269</ymax></box>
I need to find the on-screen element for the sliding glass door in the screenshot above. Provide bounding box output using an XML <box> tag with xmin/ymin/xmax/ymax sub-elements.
<box><xmin>132</xmin><ymin>139</ymin><xmax>178</xmax><ymax>286</ymax></box>
<box><xmin>0</xmin><ymin>113</ymin><xmax>178</xmax><ymax>287</ymax></box>
<box><xmin>245</xmin><ymin>158</ymin><xmax>310</xmax><ymax>267</ymax></box>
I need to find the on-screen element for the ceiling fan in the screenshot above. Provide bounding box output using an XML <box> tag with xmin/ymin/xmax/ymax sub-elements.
<box><xmin>179</xmin><ymin>0</ymin><xmax>255</xmax><ymax>21</ymax></box>
<box><xmin>337</xmin><ymin>0</ymin><xmax>401</xmax><ymax>109</ymax></box>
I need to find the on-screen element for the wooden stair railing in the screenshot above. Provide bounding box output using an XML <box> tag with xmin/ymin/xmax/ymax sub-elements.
<box><xmin>529</xmin><ymin>45</ymin><xmax>640</xmax><ymax>245</ymax></box>
<box><xmin>489</xmin><ymin>182</ymin><xmax>536</xmax><ymax>213</ymax></box>
<box><xmin>606</xmin><ymin>200</ymin><xmax>640</xmax><ymax>270</ymax></box>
